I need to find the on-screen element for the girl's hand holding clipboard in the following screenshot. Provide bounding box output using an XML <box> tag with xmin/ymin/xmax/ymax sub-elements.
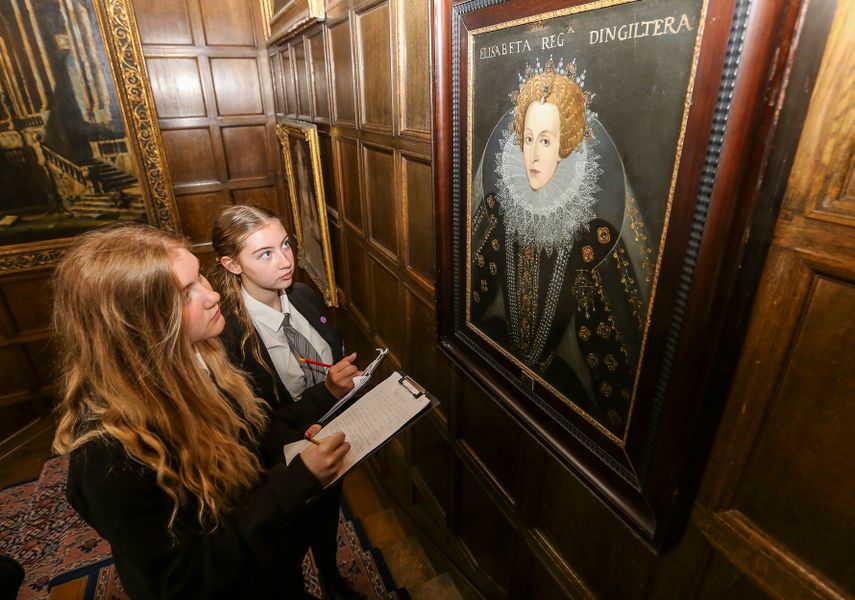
<box><xmin>323</xmin><ymin>353</ymin><xmax>361</xmax><ymax>399</ymax></box>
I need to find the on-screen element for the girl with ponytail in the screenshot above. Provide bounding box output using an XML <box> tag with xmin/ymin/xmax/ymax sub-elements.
<box><xmin>210</xmin><ymin>205</ymin><xmax>364</xmax><ymax>600</ymax></box>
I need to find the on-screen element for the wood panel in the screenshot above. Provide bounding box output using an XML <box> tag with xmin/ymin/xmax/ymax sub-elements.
<box><xmin>317</xmin><ymin>131</ymin><xmax>337</xmax><ymax>213</ymax></box>
<box><xmin>269</xmin><ymin>53</ymin><xmax>284</xmax><ymax>115</ymax></box>
<box><xmin>328</xmin><ymin>16</ymin><xmax>357</xmax><ymax>126</ymax></box>
<box><xmin>401</xmin><ymin>153</ymin><xmax>433</xmax><ymax>288</ymax></box>
<box><xmin>355</xmin><ymin>1</ymin><xmax>393</xmax><ymax>132</ymax></box>
<box><xmin>146</xmin><ymin>58</ymin><xmax>206</xmax><ymax>118</ymax></box>
<box><xmin>457</xmin><ymin>465</ymin><xmax>513</xmax><ymax>593</ymax></box>
<box><xmin>210</xmin><ymin>58</ymin><xmax>264</xmax><ymax>116</ymax></box>
<box><xmin>362</xmin><ymin>144</ymin><xmax>397</xmax><ymax>259</ymax></box>
<box><xmin>459</xmin><ymin>376</ymin><xmax>521</xmax><ymax>502</ymax></box>
<box><xmin>696</xmin><ymin>554</ymin><xmax>770</xmax><ymax>600</ymax></box>
<box><xmin>534</xmin><ymin>449</ymin><xmax>656</xmax><ymax>599</ymax></box>
<box><xmin>232</xmin><ymin>186</ymin><xmax>279</xmax><ymax>212</ymax></box>
<box><xmin>411</xmin><ymin>414</ymin><xmax>452</xmax><ymax>517</ymax></box>
<box><xmin>397</xmin><ymin>0</ymin><xmax>430</xmax><ymax>139</ymax></box>
<box><xmin>734</xmin><ymin>275</ymin><xmax>855</xmax><ymax>592</ymax></box>
<box><xmin>335</xmin><ymin>137</ymin><xmax>363</xmax><ymax>230</ymax></box>
<box><xmin>405</xmin><ymin>288</ymin><xmax>450</xmax><ymax>413</ymax></box>
<box><xmin>0</xmin><ymin>272</ymin><xmax>55</xmax><ymax>441</ymax></box>
<box><xmin>0</xmin><ymin>347</ymin><xmax>33</xmax><ymax>395</ymax></box>
<box><xmin>307</xmin><ymin>30</ymin><xmax>331</xmax><ymax>122</ymax></box>
<box><xmin>344</xmin><ymin>235</ymin><xmax>370</xmax><ymax>327</ymax></box>
<box><xmin>280</xmin><ymin>47</ymin><xmax>298</xmax><ymax>117</ymax></box>
<box><xmin>222</xmin><ymin>125</ymin><xmax>270</xmax><ymax>181</ymax></box>
<box><xmin>368</xmin><ymin>257</ymin><xmax>403</xmax><ymax>353</ymax></box>
<box><xmin>293</xmin><ymin>39</ymin><xmax>312</xmax><ymax>119</ymax></box>
<box><xmin>199</xmin><ymin>0</ymin><xmax>255</xmax><ymax>46</ymax></box>
<box><xmin>175</xmin><ymin>191</ymin><xmax>230</xmax><ymax>244</ymax></box>
<box><xmin>24</xmin><ymin>339</ymin><xmax>56</xmax><ymax>385</ymax></box>
<box><xmin>133</xmin><ymin>0</ymin><xmax>193</xmax><ymax>46</ymax></box>
<box><xmin>785</xmin><ymin>0</ymin><xmax>855</xmax><ymax>226</ymax></box>
<box><xmin>161</xmin><ymin>128</ymin><xmax>219</xmax><ymax>187</ymax></box>
<box><xmin>1</xmin><ymin>277</ymin><xmax>52</xmax><ymax>335</ymax></box>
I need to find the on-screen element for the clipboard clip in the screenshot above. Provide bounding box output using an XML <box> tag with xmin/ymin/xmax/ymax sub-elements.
<box><xmin>398</xmin><ymin>374</ymin><xmax>426</xmax><ymax>398</ymax></box>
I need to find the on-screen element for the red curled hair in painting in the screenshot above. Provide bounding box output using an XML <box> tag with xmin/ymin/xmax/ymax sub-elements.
<box><xmin>512</xmin><ymin>61</ymin><xmax>588</xmax><ymax>158</ymax></box>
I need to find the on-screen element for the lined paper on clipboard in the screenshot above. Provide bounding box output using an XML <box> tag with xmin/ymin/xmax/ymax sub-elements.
<box><xmin>284</xmin><ymin>371</ymin><xmax>433</xmax><ymax>484</ymax></box>
<box><xmin>317</xmin><ymin>347</ymin><xmax>389</xmax><ymax>425</ymax></box>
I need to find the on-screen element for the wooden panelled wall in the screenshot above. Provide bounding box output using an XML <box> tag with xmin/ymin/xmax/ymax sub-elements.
<box><xmin>0</xmin><ymin>269</ymin><xmax>56</xmax><ymax>443</ymax></box>
<box><xmin>272</xmin><ymin>0</ymin><xmax>855</xmax><ymax>599</ymax></box>
<box><xmin>133</xmin><ymin>0</ymin><xmax>286</xmax><ymax>250</ymax></box>
<box><xmin>267</xmin><ymin>0</ymin><xmax>439</xmax><ymax>437</ymax></box>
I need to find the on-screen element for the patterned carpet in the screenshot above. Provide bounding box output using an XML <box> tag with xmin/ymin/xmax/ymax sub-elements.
<box><xmin>0</xmin><ymin>455</ymin><xmax>407</xmax><ymax>599</ymax></box>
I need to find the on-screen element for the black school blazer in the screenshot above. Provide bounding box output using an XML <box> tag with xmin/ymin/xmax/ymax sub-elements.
<box><xmin>220</xmin><ymin>282</ymin><xmax>344</xmax><ymax>464</ymax></box>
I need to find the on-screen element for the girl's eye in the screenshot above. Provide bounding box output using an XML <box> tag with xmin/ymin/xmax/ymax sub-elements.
<box><xmin>541</xmin><ymin>138</ymin><xmax>550</xmax><ymax>146</ymax></box>
<box><xmin>525</xmin><ymin>134</ymin><xmax>533</xmax><ymax>144</ymax></box>
<box><xmin>260</xmin><ymin>250</ymin><xmax>271</xmax><ymax>259</ymax></box>
<box><xmin>282</xmin><ymin>239</ymin><xmax>290</xmax><ymax>249</ymax></box>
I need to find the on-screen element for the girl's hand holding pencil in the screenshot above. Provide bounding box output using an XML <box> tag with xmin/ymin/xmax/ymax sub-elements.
<box><xmin>300</xmin><ymin>423</ymin><xmax>349</xmax><ymax>485</ymax></box>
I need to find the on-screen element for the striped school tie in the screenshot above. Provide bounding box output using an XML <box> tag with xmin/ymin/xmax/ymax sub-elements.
<box><xmin>281</xmin><ymin>312</ymin><xmax>325</xmax><ymax>386</ymax></box>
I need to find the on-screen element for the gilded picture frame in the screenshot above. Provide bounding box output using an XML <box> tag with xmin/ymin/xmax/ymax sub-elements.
<box><xmin>268</xmin><ymin>0</ymin><xmax>324</xmax><ymax>41</ymax></box>
<box><xmin>276</xmin><ymin>120</ymin><xmax>338</xmax><ymax>307</ymax></box>
<box><xmin>0</xmin><ymin>0</ymin><xmax>178</xmax><ymax>274</ymax></box>
<box><xmin>434</xmin><ymin>0</ymin><xmax>790</xmax><ymax>549</ymax></box>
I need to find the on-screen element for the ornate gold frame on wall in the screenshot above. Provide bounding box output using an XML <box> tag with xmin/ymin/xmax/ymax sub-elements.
<box><xmin>0</xmin><ymin>0</ymin><xmax>178</xmax><ymax>274</ymax></box>
<box><xmin>275</xmin><ymin>121</ymin><xmax>338</xmax><ymax>307</ymax></box>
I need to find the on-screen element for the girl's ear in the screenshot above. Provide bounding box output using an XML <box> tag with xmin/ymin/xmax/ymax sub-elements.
<box><xmin>220</xmin><ymin>256</ymin><xmax>242</xmax><ymax>275</ymax></box>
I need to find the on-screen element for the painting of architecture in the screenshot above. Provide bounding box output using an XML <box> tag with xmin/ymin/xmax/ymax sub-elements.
<box><xmin>0</xmin><ymin>0</ymin><xmax>146</xmax><ymax>247</ymax></box>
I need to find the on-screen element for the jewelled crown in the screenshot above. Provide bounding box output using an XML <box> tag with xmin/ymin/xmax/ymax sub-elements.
<box><xmin>508</xmin><ymin>55</ymin><xmax>593</xmax><ymax>109</ymax></box>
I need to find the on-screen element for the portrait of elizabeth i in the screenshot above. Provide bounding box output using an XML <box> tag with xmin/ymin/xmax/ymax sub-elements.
<box><xmin>469</xmin><ymin>56</ymin><xmax>654</xmax><ymax>437</ymax></box>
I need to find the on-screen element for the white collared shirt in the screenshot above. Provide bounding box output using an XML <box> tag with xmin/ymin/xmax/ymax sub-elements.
<box><xmin>194</xmin><ymin>350</ymin><xmax>210</xmax><ymax>374</ymax></box>
<box><xmin>241</xmin><ymin>286</ymin><xmax>333</xmax><ymax>400</ymax></box>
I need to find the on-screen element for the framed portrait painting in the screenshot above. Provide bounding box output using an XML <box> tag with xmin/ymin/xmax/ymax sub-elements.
<box><xmin>0</xmin><ymin>0</ymin><xmax>178</xmax><ymax>274</ymax></box>
<box><xmin>276</xmin><ymin>120</ymin><xmax>338</xmax><ymax>307</ymax></box>
<box><xmin>434</xmin><ymin>0</ymin><xmax>796</xmax><ymax>548</ymax></box>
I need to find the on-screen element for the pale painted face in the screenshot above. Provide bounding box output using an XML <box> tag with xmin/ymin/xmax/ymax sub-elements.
<box><xmin>522</xmin><ymin>101</ymin><xmax>561</xmax><ymax>191</ymax></box>
<box><xmin>223</xmin><ymin>220</ymin><xmax>295</xmax><ymax>300</ymax></box>
<box><xmin>171</xmin><ymin>248</ymin><xmax>224</xmax><ymax>344</ymax></box>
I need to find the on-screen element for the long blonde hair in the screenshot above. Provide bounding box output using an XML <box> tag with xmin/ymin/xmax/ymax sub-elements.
<box><xmin>209</xmin><ymin>205</ymin><xmax>284</xmax><ymax>400</ymax></box>
<box><xmin>52</xmin><ymin>225</ymin><xmax>268</xmax><ymax>531</ymax></box>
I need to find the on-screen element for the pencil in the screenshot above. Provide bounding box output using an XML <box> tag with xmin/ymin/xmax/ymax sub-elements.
<box><xmin>304</xmin><ymin>434</ymin><xmax>321</xmax><ymax>446</ymax></box>
<box><xmin>298</xmin><ymin>357</ymin><xmax>333</xmax><ymax>368</ymax></box>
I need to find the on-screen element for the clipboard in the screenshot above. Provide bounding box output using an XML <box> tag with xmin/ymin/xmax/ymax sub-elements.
<box><xmin>283</xmin><ymin>371</ymin><xmax>438</xmax><ymax>485</ymax></box>
<box><xmin>317</xmin><ymin>347</ymin><xmax>389</xmax><ymax>426</ymax></box>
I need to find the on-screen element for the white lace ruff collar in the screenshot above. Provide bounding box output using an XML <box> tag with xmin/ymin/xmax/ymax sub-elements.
<box><xmin>494</xmin><ymin>128</ymin><xmax>602</xmax><ymax>255</ymax></box>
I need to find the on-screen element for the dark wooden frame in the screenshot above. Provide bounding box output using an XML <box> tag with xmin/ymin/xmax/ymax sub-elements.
<box><xmin>433</xmin><ymin>0</ymin><xmax>802</xmax><ymax>550</ymax></box>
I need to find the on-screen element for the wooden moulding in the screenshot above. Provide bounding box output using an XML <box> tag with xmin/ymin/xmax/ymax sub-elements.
<box><xmin>268</xmin><ymin>0</ymin><xmax>325</xmax><ymax>44</ymax></box>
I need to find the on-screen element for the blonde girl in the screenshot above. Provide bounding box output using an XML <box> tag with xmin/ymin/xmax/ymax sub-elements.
<box><xmin>54</xmin><ymin>225</ymin><xmax>349</xmax><ymax>599</ymax></box>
